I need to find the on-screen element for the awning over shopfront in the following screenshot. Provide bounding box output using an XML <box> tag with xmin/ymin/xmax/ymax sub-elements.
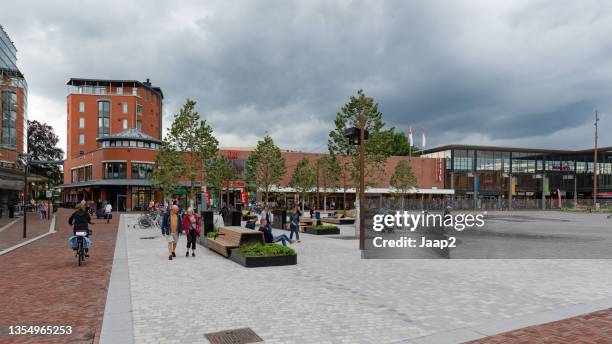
<box><xmin>60</xmin><ymin>179</ymin><xmax>153</xmax><ymax>188</ymax></box>
<box><xmin>268</xmin><ymin>186</ymin><xmax>455</xmax><ymax>195</ymax></box>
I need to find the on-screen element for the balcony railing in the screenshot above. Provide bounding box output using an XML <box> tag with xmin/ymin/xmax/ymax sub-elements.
<box><xmin>67</xmin><ymin>85</ymin><xmax>141</xmax><ymax>97</ymax></box>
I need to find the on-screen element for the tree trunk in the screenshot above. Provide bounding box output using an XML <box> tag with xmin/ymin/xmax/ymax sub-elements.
<box><xmin>401</xmin><ymin>195</ymin><xmax>405</xmax><ymax>210</ymax></box>
<box><xmin>225</xmin><ymin>180</ymin><xmax>230</xmax><ymax>208</ymax></box>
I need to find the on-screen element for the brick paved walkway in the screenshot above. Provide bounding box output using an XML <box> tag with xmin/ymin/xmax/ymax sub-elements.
<box><xmin>0</xmin><ymin>208</ymin><xmax>119</xmax><ymax>344</ymax></box>
<box><xmin>0</xmin><ymin>212</ymin><xmax>52</xmax><ymax>251</ymax></box>
<box><xmin>467</xmin><ymin>308</ymin><xmax>612</xmax><ymax>344</ymax></box>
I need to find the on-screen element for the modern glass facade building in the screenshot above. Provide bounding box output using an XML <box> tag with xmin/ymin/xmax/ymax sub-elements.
<box><xmin>0</xmin><ymin>25</ymin><xmax>27</xmax><ymax>213</ymax></box>
<box><xmin>421</xmin><ymin>145</ymin><xmax>612</xmax><ymax>208</ymax></box>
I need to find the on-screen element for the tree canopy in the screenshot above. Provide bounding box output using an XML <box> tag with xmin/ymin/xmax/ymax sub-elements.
<box><xmin>389</xmin><ymin>159</ymin><xmax>418</xmax><ymax>209</ymax></box>
<box><xmin>151</xmin><ymin>142</ymin><xmax>186</xmax><ymax>199</ymax></box>
<box><xmin>205</xmin><ymin>154</ymin><xmax>236</xmax><ymax>207</ymax></box>
<box><xmin>384</xmin><ymin>130</ymin><xmax>420</xmax><ymax>156</ymax></box>
<box><xmin>27</xmin><ymin>120</ymin><xmax>64</xmax><ymax>185</ymax></box>
<box><xmin>315</xmin><ymin>155</ymin><xmax>340</xmax><ymax>208</ymax></box>
<box><xmin>328</xmin><ymin>89</ymin><xmax>393</xmax><ymax>192</ymax></box>
<box><xmin>166</xmin><ymin>99</ymin><xmax>218</xmax><ymax>202</ymax></box>
<box><xmin>245</xmin><ymin>135</ymin><xmax>287</xmax><ymax>202</ymax></box>
<box><xmin>289</xmin><ymin>157</ymin><xmax>315</xmax><ymax>209</ymax></box>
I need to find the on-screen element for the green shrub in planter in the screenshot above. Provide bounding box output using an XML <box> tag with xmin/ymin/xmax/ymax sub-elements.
<box><xmin>315</xmin><ymin>225</ymin><xmax>339</xmax><ymax>230</ymax></box>
<box><xmin>206</xmin><ymin>231</ymin><xmax>219</xmax><ymax>238</ymax></box>
<box><xmin>238</xmin><ymin>243</ymin><xmax>296</xmax><ymax>257</ymax></box>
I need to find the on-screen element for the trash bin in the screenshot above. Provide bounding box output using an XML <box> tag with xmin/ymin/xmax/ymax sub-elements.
<box><xmin>201</xmin><ymin>210</ymin><xmax>214</xmax><ymax>234</ymax></box>
<box><xmin>272</xmin><ymin>209</ymin><xmax>287</xmax><ymax>230</ymax></box>
<box><xmin>230</xmin><ymin>210</ymin><xmax>242</xmax><ymax>226</ymax></box>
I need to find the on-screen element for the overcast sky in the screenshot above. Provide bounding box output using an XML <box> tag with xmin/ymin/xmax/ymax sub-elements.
<box><xmin>2</xmin><ymin>0</ymin><xmax>612</xmax><ymax>154</ymax></box>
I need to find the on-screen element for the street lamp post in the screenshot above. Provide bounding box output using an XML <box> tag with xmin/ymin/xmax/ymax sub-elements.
<box><xmin>343</xmin><ymin>112</ymin><xmax>368</xmax><ymax>251</ymax></box>
<box><xmin>17</xmin><ymin>156</ymin><xmax>64</xmax><ymax>238</ymax></box>
<box><xmin>358</xmin><ymin>114</ymin><xmax>366</xmax><ymax>250</ymax></box>
<box><xmin>594</xmin><ymin>111</ymin><xmax>599</xmax><ymax>208</ymax></box>
<box><xmin>22</xmin><ymin>161</ymin><xmax>28</xmax><ymax>238</ymax></box>
<box><xmin>340</xmin><ymin>172</ymin><xmax>347</xmax><ymax>210</ymax></box>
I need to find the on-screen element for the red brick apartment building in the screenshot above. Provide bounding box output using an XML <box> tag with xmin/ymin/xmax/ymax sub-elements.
<box><xmin>61</xmin><ymin>78</ymin><xmax>163</xmax><ymax>211</ymax></box>
<box><xmin>0</xmin><ymin>25</ymin><xmax>27</xmax><ymax>212</ymax></box>
<box><xmin>60</xmin><ymin>78</ymin><xmax>450</xmax><ymax>211</ymax></box>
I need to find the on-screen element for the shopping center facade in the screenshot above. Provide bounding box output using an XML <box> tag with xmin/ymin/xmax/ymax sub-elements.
<box><xmin>59</xmin><ymin>76</ymin><xmax>455</xmax><ymax>211</ymax></box>
<box><xmin>421</xmin><ymin>144</ymin><xmax>611</xmax><ymax>208</ymax></box>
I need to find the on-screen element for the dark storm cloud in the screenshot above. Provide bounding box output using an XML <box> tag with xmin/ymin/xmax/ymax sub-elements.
<box><xmin>2</xmin><ymin>0</ymin><xmax>612</xmax><ymax>152</ymax></box>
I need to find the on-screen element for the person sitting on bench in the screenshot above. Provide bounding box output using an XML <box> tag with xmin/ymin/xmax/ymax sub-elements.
<box><xmin>258</xmin><ymin>218</ymin><xmax>292</xmax><ymax>246</ymax></box>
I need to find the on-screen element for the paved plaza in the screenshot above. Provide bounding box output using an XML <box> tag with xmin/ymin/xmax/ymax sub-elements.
<box><xmin>99</xmin><ymin>211</ymin><xmax>612</xmax><ymax>344</ymax></box>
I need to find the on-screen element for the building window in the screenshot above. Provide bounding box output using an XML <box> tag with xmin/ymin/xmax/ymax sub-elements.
<box><xmin>123</xmin><ymin>102</ymin><xmax>128</xmax><ymax>113</ymax></box>
<box><xmin>122</xmin><ymin>119</ymin><xmax>128</xmax><ymax>129</ymax></box>
<box><xmin>131</xmin><ymin>162</ymin><xmax>153</xmax><ymax>179</ymax></box>
<box><xmin>132</xmin><ymin>87</ymin><xmax>138</xmax><ymax>96</ymax></box>
<box><xmin>131</xmin><ymin>186</ymin><xmax>153</xmax><ymax>211</ymax></box>
<box><xmin>79</xmin><ymin>134</ymin><xmax>85</xmax><ymax>145</ymax></box>
<box><xmin>79</xmin><ymin>117</ymin><xmax>85</xmax><ymax>129</ymax></box>
<box><xmin>136</xmin><ymin>120</ymin><xmax>142</xmax><ymax>130</ymax></box>
<box><xmin>104</xmin><ymin>162</ymin><xmax>126</xmax><ymax>179</ymax></box>
<box><xmin>116</xmin><ymin>87</ymin><xmax>123</xmax><ymax>95</ymax></box>
<box><xmin>136</xmin><ymin>104</ymin><xmax>142</xmax><ymax>115</ymax></box>
<box><xmin>97</xmin><ymin>100</ymin><xmax>111</xmax><ymax>138</ymax></box>
<box><xmin>1</xmin><ymin>90</ymin><xmax>17</xmax><ymax>148</ymax></box>
<box><xmin>79</xmin><ymin>101</ymin><xmax>85</xmax><ymax>112</ymax></box>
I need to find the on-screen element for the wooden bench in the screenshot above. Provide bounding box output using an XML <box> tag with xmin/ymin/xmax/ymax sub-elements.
<box><xmin>321</xmin><ymin>217</ymin><xmax>355</xmax><ymax>225</ymax></box>
<box><xmin>299</xmin><ymin>218</ymin><xmax>316</xmax><ymax>232</ymax></box>
<box><xmin>206</xmin><ymin>226</ymin><xmax>264</xmax><ymax>257</ymax></box>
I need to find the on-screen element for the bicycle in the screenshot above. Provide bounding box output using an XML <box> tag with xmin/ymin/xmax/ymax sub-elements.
<box><xmin>74</xmin><ymin>230</ymin><xmax>89</xmax><ymax>266</ymax></box>
<box><xmin>135</xmin><ymin>210</ymin><xmax>162</xmax><ymax>229</ymax></box>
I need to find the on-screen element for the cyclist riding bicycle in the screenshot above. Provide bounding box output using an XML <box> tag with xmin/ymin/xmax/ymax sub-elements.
<box><xmin>69</xmin><ymin>201</ymin><xmax>94</xmax><ymax>257</ymax></box>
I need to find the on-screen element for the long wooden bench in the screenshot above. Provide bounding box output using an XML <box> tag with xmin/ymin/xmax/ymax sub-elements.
<box><xmin>299</xmin><ymin>218</ymin><xmax>316</xmax><ymax>232</ymax></box>
<box><xmin>321</xmin><ymin>217</ymin><xmax>355</xmax><ymax>225</ymax></box>
<box><xmin>206</xmin><ymin>226</ymin><xmax>264</xmax><ymax>257</ymax></box>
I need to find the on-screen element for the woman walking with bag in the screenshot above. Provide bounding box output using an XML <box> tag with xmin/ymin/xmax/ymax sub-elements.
<box><xmin>182</xmin><ymin>207</ymin><xmax>201</xmax><ymax>257</ymax></box>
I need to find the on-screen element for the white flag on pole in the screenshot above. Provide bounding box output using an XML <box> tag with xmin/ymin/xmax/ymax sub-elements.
<box><xmin>408</xmin><ymin>127</ymin><xmax>414</xmax><ymax>146</ymax></box>
<box><xmin>421</xmin><ymin>128</ymin><xmax>426</xmax><ymax>148</ymax></box>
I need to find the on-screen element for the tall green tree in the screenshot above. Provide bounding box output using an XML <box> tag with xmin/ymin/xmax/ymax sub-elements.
<box><xmin>315</xmin><ymin>155</ymin><xmax>340</xmax><ymax>209</ymax></box>
<box><xmin>384</xmin><ymin>130</ymin><xmax>420</xmax><ymax>156</ymax></box>
<box><xmin>389</xmin><ymin>159</ymin><xmax>418</xmax><ymax>210</ymax></box>
<box><xmin>151</xmin><ymin>142</ymin><xmax>186</xmax><ymax>200</ymax></box>
<box><xmin>166</xmin><ymin>99</ymin><xmax>218</xmax><ymax>204</ymax></box>
<box><xmin>27</xmin><ymin>120</ymin><xmax>64</xmax><ymax>185</ymax></box>
<box><xmin>289</xmin><ymin>157</ymin><xmax>315</xmax><ymax>211</ymax></box>
<box><xmin>328</xmin><ymin>89</ymin><xmax>393</xmax><ymax>194</ymax></box>
<box><xmin>245</xmin><ymin>135</ymin><xmax>287</xmax><ymax>202</ymax></box>
<box><xmin>205</xmin><ymin>154</ymin><xmax>236</xmax><ymax>208</ymax></box>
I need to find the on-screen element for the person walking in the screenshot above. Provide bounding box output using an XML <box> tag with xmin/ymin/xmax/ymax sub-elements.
<box><xmin>162</xmin><ymin>205</ymin><xmax>183</xmax><ymax>260</ymax></box>
<box><xmin>182</xmin><ymin>207</ymin><xmax>201</xmax><ymax>257</ymax></box>
<box><xmin>289</xmin><ymin>205</ymin><xmax>301</xmax><ymax>243</ymax></box>
<box><xmin>104</xmin><ymin>201</ymin><xmax>112</xmax><ymax>223</ymax></box>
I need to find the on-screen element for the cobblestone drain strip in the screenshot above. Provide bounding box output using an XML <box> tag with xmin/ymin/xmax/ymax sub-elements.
<box><xmin>392</xmin><ymin>296</ymin><xmax>612</xmax><ymax>344</ymax></box>
<box><xmin>0</xmin><ymin>217</ymin><xmax>21</xmax><ymax>233</ymax></box>
<box><xmin>0</xmin><ymin>215</ymin><xmax>56</xmax><ymax>256</ymax></box>
<box><xmin>99</xmin><ymin>214</ymin><xmax>134</xmax><ymax>344</ymax></box>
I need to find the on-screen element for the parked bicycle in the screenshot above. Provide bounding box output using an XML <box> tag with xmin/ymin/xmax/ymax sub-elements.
<box><xmin>134</xmin><ymin>210</ymin><xmax>163</xmax><ymax>229</ymax></box>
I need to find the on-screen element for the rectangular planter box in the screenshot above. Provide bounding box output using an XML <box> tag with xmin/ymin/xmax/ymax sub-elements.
<box><xmin>229</xmin><ymin>249</ymin><xmax>297</xmax><ymax>268</ymax></box>
<box><xmin>304</xmin><ymin>227</ymin><xmax>340</xmax><ymax>235</ymax></box>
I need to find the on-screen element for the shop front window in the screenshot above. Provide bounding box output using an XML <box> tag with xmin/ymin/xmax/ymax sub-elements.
<box><xmin>104</xmin><ymin>162</ymin><xmax>126</xmax><ymax>179</ymax></box>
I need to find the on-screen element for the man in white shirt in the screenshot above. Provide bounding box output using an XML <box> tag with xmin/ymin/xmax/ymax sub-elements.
<box><xmin>104</xmin><ymin>202</ymin><xmax>113</xmax><ymax>223</ymax></box>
